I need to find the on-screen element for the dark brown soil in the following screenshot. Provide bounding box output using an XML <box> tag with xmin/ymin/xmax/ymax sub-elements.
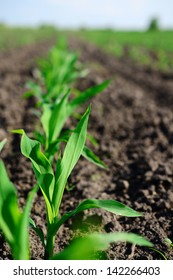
<box><xmin>0</xmin><ymin>39</ymin><xmax>173</xmax><ymax>260</ymax></box>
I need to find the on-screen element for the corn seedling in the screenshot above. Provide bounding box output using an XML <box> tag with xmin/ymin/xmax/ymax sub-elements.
<box><xmin>11</xmin><ymin>107</ymin><xmax>152</xmax><ymax>259</ymax></box>
<box><xmin>25</xmin><ymin>40</ymin><xmax>110</xmax><ymax>166</ymax></box>
<box><xmin>0</xmin><ymin>160</ymin><xmax>152</xmax><ymax>260</ymax></box>
<box><xmin>40</xmin><ymin>80</ymin><xmax>109</xmax><ymax>164</ymax></box>
<box><xmin>0</xmin><ymin>160</ymin><xmax>37</xmax><ymax>259</ymax></box>
<box><xmin>0</xmin><ymin>139</ymin><xmax>37</xmax><ymax>260</ymax></box>
<box><xmin>25</xmin><ymin>39</ymin><xmax>88</xmax><ymax>104</ymax></box>
<box><xmin>38</xmin><ymin>42</ymin><xmax>88</xmax><ymax>102</ymax></box>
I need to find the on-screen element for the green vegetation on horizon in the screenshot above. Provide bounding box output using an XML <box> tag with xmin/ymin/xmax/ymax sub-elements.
<box><xmin>1</xmin><ymin>24</ymin><xmax>172</xmax><ymax>72</ymax></box>
<box><xmin>76</xmin><ymin>29</ymin><xmax>173</xmax><ymax>72</ymax></box>
<box><xmin>0</xmin><ymin>24</ymin><xmax>58</xmax><ymax>51</ymax></box>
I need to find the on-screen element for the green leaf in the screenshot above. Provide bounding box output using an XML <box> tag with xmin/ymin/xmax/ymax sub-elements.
<box><xmin>0</xmin><ymin>139</ymin><xmax>7</xmax><ymax>152</ymax></box>
<box><xmin>14</xmin><ymin>185</ymin><xmax>38</xmax><ymax>260</ymax></box>
<box><xmin>87</xmin><ymin>133</ymin><xmax>98</xmax><ymax>147</ymax></box>
<box><xmin>23</xmin><ymin>90</ymin><xmax>35</xmax><ymax>99</ymax></box>
<box><xmin>41</xmin><ymin>104</ymin><xmax>52</xmax><ymax>144</ymax></box>
<box><xmin>52</xmin><ymin>232</ymin><xmax>153</xmax><ymax>260</ymax></box>
<box><xmin>42</xmin><ymin>50</ymin><xmax>80</xmax><ymax>100</ymax></box>
<box><xmin>57</xmin><ymin>53</ymin><xmax>78</xmax><ymax>85</ymax></box>
<box><xmin>51</xmin><ymin>199</ymin><xmax>141</xmax><ymax>235</ymax></box>
<box><xmin>48</xmin><ymin>91</ymin><xmax>70</xmax><ymax>143</ymax></box>
<box><xmin>12</xmin><ymin>130</ymin><xmax>55</xmax><ymax>224</ymax></box>
<box><xmin>165</xmin><ymin>238</ymin><xmax>173</xmax><ymax>248</ymax></box>
<box><xmin>0</xmin><ymin>160</ymin><xmax>36</xmax><ymax>259</ymax></box>
<box><xmin>74</xmin><ymin>199</ymin><xmax>141</xmax><ymax>217</ymax></box>
<box><xmin>41</xmin><ymin>91</ymin><xmax>70</xmax><ymax>149</ymax></box>
<box><xmin>82</xmin><ymin>146</ymin><xmax>107</xmax><ymax>169</ymax></box>
<box><xmin>45</xmin><ymin>140</ymin><xmax>61</xmax><ymax>161</ymax></box>
<box><xmin>0</xmin><ymin>160</ymin><xmax>21</xmax><ymax>244</ymax></box>
<box><xmin>68</xmin><ymin>80</ymin><xmax>110</xmax><ymax>114</ymax></box>
<box><xmin>149</xmin><ymin>247</ymin><xmax>167</xmax><ymax>260</ymax></box>
<box><xmin>29</xmin><ymin>217</ymin><xmax>46</xmax><ymax>248</ymax></box>
<box><xmin>23</xmin><ymin>131</ymin><xmax>54</xmax><ymax>198</ymax></box>
<box><xmin>45</xmin><ymin>132</ymin><xmax>105</xmax><ymax>169</ymax></box>
<box><xmin>34</xmin><ymin>130</ymin><xmax>45</xmax><ymax>145</ymax></box>
<box><xmin>53</xmin><ymin>107</ymin><xmax>90</xmax><ymax>213</ymax></box>
<box><xmin>24</xmin><ymin>81</ymin><xmax>42</xmax><ymax>100</ymax></box>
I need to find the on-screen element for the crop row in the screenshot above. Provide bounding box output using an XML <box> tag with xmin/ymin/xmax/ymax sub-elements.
<box><xmin>0</xmin><ymin>24</ymin><xmax>57</xmax><ymax>51</ymax></box>
<box><xmin>77</xmin><ymin>29</ymin><xmax>173</xmax><ymax>72</ymax></box>
<box><xmin>0</xmin><ymin>38</ymin><xmax>153</xmax><ymax>260</ymax></box>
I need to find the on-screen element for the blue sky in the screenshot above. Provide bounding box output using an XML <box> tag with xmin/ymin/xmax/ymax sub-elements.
<box><xmin>0</xmin><ymin>0</ymin><xmax>173</xmax><ymax>29</ymax></box>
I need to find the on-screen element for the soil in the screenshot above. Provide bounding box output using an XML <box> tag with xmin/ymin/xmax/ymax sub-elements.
<box><xmin>0</xmin><ymin>38</ymin><xmax>173</xmax><ymax>260</ymax></box>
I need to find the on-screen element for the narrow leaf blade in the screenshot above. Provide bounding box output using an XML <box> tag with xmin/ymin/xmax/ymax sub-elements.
<box><xmin>0</xmin><ymin>139</ymin><xmax>7</xmax><ymax>152</ymax></box>
<box><xmin>14</xmin><ymin>185</ymin><xmax>38</xmax><ymax>260</ymax></box>
<box><xmin>49</xmin><ymin>91</ymin><xmax>69</xmax><ymax>143</ymax></box>
<box><xmin>52</xmin><ymin>232</ymin><xmax>152</xmax><ymax>260</ymax></box>
<box><xmin>41</xmin><ymin>104</ymin><xmax>52</xmax><ymax>142</ymax></box>
<box><xmin>29</xmin><ymin>217</ymin><xmax>45</xmax><ymax>248</ymax></box>
<box><xmin>82</xmin><ymin>146</ymin><xmax>107</xmax><ymax>169</ymax></box>
<box><xmin>75</xmin><ymin>199</ymin><xmax>141</xmax><ymax>217</ymax></box>
<box><xmin>68</xmin><ymin>80</ymin><xmax>110</xmax><ymax>114</ymax></box>
<box><xmin>0</xmin><ymin>160</ymin><xmax>33</xmax><ymax>259</ymax></box>
<box><xmin>12</xmin><ymin>130</ymin><xmax>55</xmax><ymax>223</ymax></box>
<box><xmin>53</xmin><ymin>107</ymin><xmax>90</xmax><ymax>211</ymax></box>
<box><xmin>0</xmin><ymin>160</ymin><xmax>21</xmax><ymax>244</ymax></box>
<box><xmin>52</xmin><ymin>199</ymin><xmax>141</xmax><ymax>235</ymax></box>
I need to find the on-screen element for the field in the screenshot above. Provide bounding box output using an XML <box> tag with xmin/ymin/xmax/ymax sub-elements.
<box><xmin>0</xmin><ymin>24</ymin><xmax>58</xmax><ymax>51</ymax></box>
<box><xmin>0</xmin><ymin>26</ymin><xmax>173</xmax><ymax>260</ymax></box>
<box><xmin>76</xmin><ymin>29</ymin><xmax>173</xmax><ymax>72</ymax></box>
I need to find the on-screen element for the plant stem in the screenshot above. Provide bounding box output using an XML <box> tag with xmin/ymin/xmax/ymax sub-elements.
<box><xmin>45</xmin><ymin>226</ymin><xmax>55</xmax><ymax>259</ymax></box>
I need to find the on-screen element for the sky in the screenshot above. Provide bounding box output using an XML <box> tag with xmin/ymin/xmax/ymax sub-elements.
<box><xmin>0</xmin><ymin>0</ymin><xmax>173</xmax><ymax>30</ymax></box>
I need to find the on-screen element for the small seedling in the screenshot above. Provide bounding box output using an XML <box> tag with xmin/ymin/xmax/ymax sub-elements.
<box><xmin>0</xmin><ymin>160</ymin><xmax>37</xmax><ymax>260</ymax></box>
<box><xmin>12</xmin><ymin>107</ymin><xmax>152</xmax><ymax>259</ymax></box>
<box><xmin>24</xmin><ymin>40</ymin><xmax>110</xmax><ymax>167</ymax></box>
<box><xmin>39</xmin><ymin>80</ymin><xmax>110</xmax><ymax>164</ymax></box>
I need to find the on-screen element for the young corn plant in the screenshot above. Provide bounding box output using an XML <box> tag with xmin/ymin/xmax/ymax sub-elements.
<box><xmin>0</xmin><ymin>163</ymin><xmax>38</xmax><ymax>260</ymax></box>
<box><xmin>13</xmin><ymin>108</ymin><xmax>152</xmax><ymax>259</ymax></box>
<box><xmin>39</xmin><ymin>80</ymin><xmax>109</xmax><ymax>164</ymax></box>
<box><xmin>25</xmin><ymin>39</ymin><xmax>89</xmax><ymax>105</ymax></box>
<box><xmin>38</xmin><ymin>42</ymin><xmax>88</xmax><ymax>102</ymax></box>
<box><xmin>0</xmin><ymin>160</ymin><xmax>152</xmax><ymax>260</ymax></box>
<box><xmin>25</xmin><ymin>40</ymin><xmax>110</xmax><ymax>166</ymax></box>
<box><xmin>0</xmin><ymin>141</ymin><xmax>37</xmax><ymax>259</ymax></box>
